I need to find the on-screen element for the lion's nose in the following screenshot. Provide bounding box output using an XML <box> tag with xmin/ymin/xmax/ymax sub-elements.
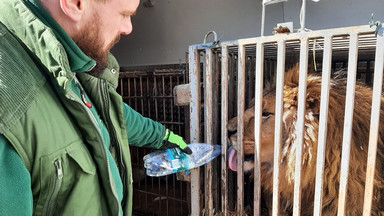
<box><xmin>229</xmin><ymin>135</ymin><xmax>237</xmax><ymax>146</ymax></box>
<box><xmin>228</xmin><ymin>130</ymin><xmax>236</xmax><ymax>137</ymax></box>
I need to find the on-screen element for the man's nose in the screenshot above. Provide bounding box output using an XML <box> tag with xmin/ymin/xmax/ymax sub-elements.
<box><xmin>120</xmin><ymin>18</ymin><xmax>133</xmax><ymax>35</ymax></box>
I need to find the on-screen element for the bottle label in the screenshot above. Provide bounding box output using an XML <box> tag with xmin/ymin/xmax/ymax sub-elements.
<box><xmin>171</xmin><ymin>159</ymin><xmax>181</xmax><ymax>169</ymax></box>
<box><xmin>167</xmin><ymin>148</ymin><xmax>188</xmax><ymax>173</ymax></box>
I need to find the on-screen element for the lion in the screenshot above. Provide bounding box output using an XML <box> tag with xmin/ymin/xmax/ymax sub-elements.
<box><xmin>227</xmin><ymin>64</ymin><xmax>384</xmax><ymax>215</ymax></box>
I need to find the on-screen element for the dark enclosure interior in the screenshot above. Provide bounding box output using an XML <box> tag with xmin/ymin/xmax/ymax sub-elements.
<box><xmin>117</xmin><ymin>64</ymin><xmax>190</xmax><ymax>216</ymax></box>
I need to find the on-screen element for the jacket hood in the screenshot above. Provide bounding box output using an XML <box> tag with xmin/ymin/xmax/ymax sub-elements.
<box><xmin>0</xmin><ymin>0</ymin><xmax>73</xmax><ymax>92</ymax></box>
<box><xmin>0</xmin><ymin>0</ymin><xmax>120</xmax><ymax>93</ymax></box>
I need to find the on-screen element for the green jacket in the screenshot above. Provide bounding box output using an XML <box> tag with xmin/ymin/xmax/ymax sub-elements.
<box><xmin>0</xmin><ymin>0</ymin><xmax>165</xmax><ymax>215</ymax></box>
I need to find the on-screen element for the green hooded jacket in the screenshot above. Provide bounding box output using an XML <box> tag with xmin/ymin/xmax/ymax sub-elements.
<box><xmin>0</xmin><ymin>0</ymin><xmax>165</xmax><ymax>215</ymax></box>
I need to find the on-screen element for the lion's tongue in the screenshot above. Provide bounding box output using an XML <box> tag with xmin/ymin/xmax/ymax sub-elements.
<box><xmin>228</xmin><ymin>147</ymin><xmax>238</xmax><ymax>172</ymax></box>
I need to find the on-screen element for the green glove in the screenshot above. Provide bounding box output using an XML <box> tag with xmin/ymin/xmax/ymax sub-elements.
<box><xmin>159</xmin><ymin>129</ymin><xmax>192</xmax><ymax>155</ymax></box>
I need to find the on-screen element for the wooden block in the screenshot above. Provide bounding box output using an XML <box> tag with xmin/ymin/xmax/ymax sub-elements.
<box><xmin>173</xmin><ymin>84</ymin><xmax>191</xmax><ymax>106</ymax></box>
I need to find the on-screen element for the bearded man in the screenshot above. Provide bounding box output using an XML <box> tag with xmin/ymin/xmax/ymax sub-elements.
<box><xmin>0</xmin><ymin>0</ymin><xmax>192</xmax><ymax>215</ymax></box>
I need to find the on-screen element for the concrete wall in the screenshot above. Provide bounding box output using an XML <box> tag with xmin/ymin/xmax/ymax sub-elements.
<box><xmin>111</xmin><ymin>0</ymin><xmax>384</xmax><ymax>67</ymax></box>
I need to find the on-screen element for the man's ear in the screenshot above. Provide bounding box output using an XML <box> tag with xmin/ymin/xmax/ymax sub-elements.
<box><xmin>60</xmin><ymin>0</ymin><xmax>87</xmax><ymax>22</ymax></box>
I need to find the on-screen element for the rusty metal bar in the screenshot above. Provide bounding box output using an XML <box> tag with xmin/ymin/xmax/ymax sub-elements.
<box><xmin>140</xmin><ymin>77</ymin><xmax>144</xmax><ymax>114</ymax></box>
<box><xmin>221</xmin><ymin>45</ymin><xmax>229</xmax><ymax>216</ymax></box>
<box><xmin>159</xmin><ymin>176</ymin><xmax>162</xmax><ymax>214</ymax></box>
<box><xmin>293</xmin><ymin>37</ymin><xmax>309</xmax><ymax>216</ymax></box>
<box><xmin>313</xmin><ymin>35</ymin><xmax>333</xmax><ymax>216</ymax></box>
<box><xmin>189</xmin><ymin>45</ymin><xmax>202</xmax><ymax>216</ymax></box>
<box><xmin>204</xmin><ymin>48</ymin><xmax>214</xmax><ymax>216</ymax></box>
<box><xmin>249</xmin><ymin>57</ymin><xmax>256</xmax><ymax>104</ymax></box>
<box><xmin>366</xmin><ymin>60</ymin><xmax>372</xmax><ymax>86</ymax></box>
<box><xmin>337</xmin><ymin>33</ymin><xmax>359</xmax><ymax>216</ymax></box>
<box><xmin>154</xmin><ymin>77</ymin><xmax>159</xmax><ymax>120</ymax></box>
<box><xmin>146</xmin><ymin>77</ymin><xmax>151</xmax><ymax>119</ymax></box>
<box><xmin>134</xmin><ymin>78</ymin><xmax>138</xmax><ymax>110</ymax></box>
<box><xmin>237</xmin><ymin>42</ymin><xmax>246</xmax><ymax>215</ymax></box>
<box><xmin>272</xmin><ymin>40</ymin><xmax>286</xmax><ymax>216</ymax></box>
<box><xmin>363</xmin><ymin>25</ymin><xmax>384</xmax><ymax>216</ymax></box>
<box><xmin>178</xmin><ymin>75</ymin><xmax>183</xmax><ymax>133</ymax></box>
<box><xmin>162</xmin><ymin>76</ymin><xmax>166</xmax><ymax>124</ymax></box>
<box><xmin>253</xmin><ymin>42</ymin><xmax>264</xmax><ymax>216</ymax></box>
<box><xmin>120</xmin><ymin>79</ymin><xmax>123</xmax><ymax>96</ymax></box>
<box><xmin>170</xmin><ymin>76</ymin><xmax>174</xmax><ymax>131</ymax></box>
<box><xmin>128</xmin><ymin>77</ymin><xmax>131</xmax><ymax>105</ymax></box>
<box><xmin>212</xmin><ymin>51</ymin><xmax>220</xmax><ymax>214</ymax></box>
<box><xmin>166</xmin><ymin>176</ymin><xmax>169</xmax><ymax>216</ymax></box>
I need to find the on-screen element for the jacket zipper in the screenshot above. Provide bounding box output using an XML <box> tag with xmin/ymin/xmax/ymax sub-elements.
<box><xmin>74</xmin><ymin>76</ymin><xmax>93</xmax><ymax>108</ymax></box>
<box><xmin>43</xmin><ymin>159</ymin><xmax>63</xmax><ymax>216</ymax></box>
<box><xmin>100</xmin><ymin>80</ymin><xmax>127</xmax><ymax>206</ymax></box>
<box><xmin>68</xmin><ymin>76</ymin><xmax>122</xmax><ymax>216</ymax></box>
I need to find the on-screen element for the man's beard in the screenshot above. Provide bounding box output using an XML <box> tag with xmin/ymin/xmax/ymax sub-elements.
<box><xmin>72</xmin><ymin>14</ymin><xmax>120</xmax><ymax>77</ymax></box>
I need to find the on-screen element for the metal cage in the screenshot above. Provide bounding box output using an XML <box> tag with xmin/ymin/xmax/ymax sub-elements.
<box><xmin>188</xmin><ymin>24</ymin><xmax>384</xmax><ymax>216</ymax></box>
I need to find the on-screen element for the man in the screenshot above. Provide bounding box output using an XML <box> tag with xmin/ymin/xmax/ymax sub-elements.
<box><xmin>0</xmin><ymin>0</ymin><xmax>192</xmax><ymax>215</ymax></box>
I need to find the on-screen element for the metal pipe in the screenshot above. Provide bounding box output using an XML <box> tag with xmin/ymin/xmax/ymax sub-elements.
<box><xmin>205</xmin><ymin>48</ymin><xmax>214</xmax><ymax>216</ymax></box>
<box><xmin>261</xmin><ymin>4</ymin><xmax>266</xmax><ymax>36</ymax></box>
<box><xmin>300</xmin><ymin>0</ymin><xmax>307</xmax><ymax>31</ymax></box>
<box><xmin>189</xmin><ymin>46</ymin><xmax>202</xmax><ymax>216</ymax></box>
<box><xmin>313</xmin><ymin>35</ymin><xmax>333</xmax><ymax>216</ymax></box>
<box><xmin>363</xmin><ymin>24</ymin><xmax>384</xmax><ymax>216</ymax></box>
<box><xmin>293</xmin><ymin>37</ymin><xmax>309</xmax><ymax>216</ymax></box>
<box><xmin>237</xmin><ymin>43</ymin><xmax>246</xmax><ymax>215</ymax></box>
<box><xmin>337</xmin><ymin>33</ymin><xmax>359</xmax><ymax>216</ymax></box>
<box><xmin>254</xmin><ymin>42</ymin><xmax>265</xmax><ymax>216</ymax></box>
<box><xmin>272</xmin><ymin>40</ymin><xmax>286</xmax><ymax>216</ymax></box>
<box><xmin>221</xmin><ymin>45</ymin><xmax>229</xmax><ymax>215</ymax></box>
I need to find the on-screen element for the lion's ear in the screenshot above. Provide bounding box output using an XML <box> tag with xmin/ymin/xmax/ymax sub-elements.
<box><xmin>307</xmin><ymin>94</ymin><xmax>320</xmax><ymax>115</ymax></box>
<box><xmin>285</xmin><ymin>64</ymin><xmax>300</xmax><ymax>86</ymax></box>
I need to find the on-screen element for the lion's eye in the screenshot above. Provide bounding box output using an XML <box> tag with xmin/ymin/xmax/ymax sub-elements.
<box><xmin>262</xmin><ymin>111</ymin><xmax>273</xmax><ymax>119</ymax></box>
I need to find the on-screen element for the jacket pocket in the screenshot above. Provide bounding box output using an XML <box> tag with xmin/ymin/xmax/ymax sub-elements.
<box><xmin>35</xmin><ymin>140</ymin><xmax>97</xmax><ymax>216</ymax></box>
<box><xmin>42</xmin><ymin>159</ymin><xmax>64</xmax><ymax>216</ymax></box>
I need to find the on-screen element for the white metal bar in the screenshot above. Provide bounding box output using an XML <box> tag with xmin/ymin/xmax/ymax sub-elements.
<box><xmin>363</xmin><ymin>25</ymin><xmax>384</xmax><ymax>216</ymax></box>
<box><xmin>254</xmin><ymin>42</ymin><xmax>264</xmax><ymax>216</ymax></box>
<box><xmin>337</xmin><ymin>33</ymin><xmax>359</xmax><ymax>216</ymax></box>
<box><xmin>221</xmin><ymin>45</ymin><xmax>229</xmax><ymax>216</ymax></box>
<box><xmin>272</xmin><ymin>40</ymin><xmax>286</xmax><ymax>216</ymax></box>
<box><xmin>293</xmin><ymin>37</ymin><xmax>309</xmax><ymax>216</ymax></box>
<box><xmin>217</xmin><ymin>25</ymin><xmax>374</xmax><ymax>49</ymax></box>
<box><xmin>237</xmin><ymin>43</ymin><xmax>246</xmax><ymax>215</ymax></box>
<box><xmin>299</xmin><ymin>0</ymin><xmax>307</xmax><ymax>31</ymax></box>
<box><xmin>261</xmin><ymin>4</ymin><xmax>266</xmax><ymax>37</ymax></box>
<box><xmin>204</xmin><ymin>48</ymin><xmax>214</xmax><ymax>216</ymax></box>
<box><xmin>313</xmin><ymin>35</ymin><xmax>333</xmax><ymax>216</ymax></box>
<box><xmin>189</xmin><ymin>46</ymin><xmax>201</xmax><ymax>216</ymax></box>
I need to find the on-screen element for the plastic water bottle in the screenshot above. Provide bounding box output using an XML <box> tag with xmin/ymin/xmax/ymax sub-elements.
<box><xmin>144</xmin><ymin>143</ymin><xmax>221</xmax><ymax>177</ymax></box>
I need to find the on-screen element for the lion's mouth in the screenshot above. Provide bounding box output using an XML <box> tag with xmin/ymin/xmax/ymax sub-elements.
<box><xmin>228</xmin><ymin>146</ymin><xmax>255</xmax><ymax>172</ymax></box>
<box><xmin>228</xmin><ymin>146</ymin><xmax>238</xmax><ymax>171</ymax></box>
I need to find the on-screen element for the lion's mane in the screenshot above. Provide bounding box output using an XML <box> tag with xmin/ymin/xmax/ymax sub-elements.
<box><xmin>260</xmin><ymin>65</ymin><xmax>384</xmax><ymax>215</ymax></box>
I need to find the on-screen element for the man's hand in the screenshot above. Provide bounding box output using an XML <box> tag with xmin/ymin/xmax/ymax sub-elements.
<box><xmin>159</xmin><ymin>129</ymin><xmax>192</xmax><ymax>154</ymax></box>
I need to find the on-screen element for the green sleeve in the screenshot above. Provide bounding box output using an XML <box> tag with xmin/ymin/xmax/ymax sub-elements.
<box><xmin>123</xmin><ymin>103</ymin><xmax>165</xmax><ymax>148</ymax></box>
<box><xmin>0</xmin><ymin>134</ymin><xmax>33</xmax><ymax>216</ymax></box>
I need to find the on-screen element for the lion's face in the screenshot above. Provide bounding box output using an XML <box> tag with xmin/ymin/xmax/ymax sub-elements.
<box><xmin>227</xmin><ymin>65</ymin><xmax>320</xmax><ymax>174</ymax></box>
<box><xmin>225</xmin><ymin>65</ymin><xmax>384</xmax><ymax>215</ymax></box>
<box><xmin>227</xmin><ymin>91</ymin><xmax>281</xmax><ymax>172</ymax></box>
